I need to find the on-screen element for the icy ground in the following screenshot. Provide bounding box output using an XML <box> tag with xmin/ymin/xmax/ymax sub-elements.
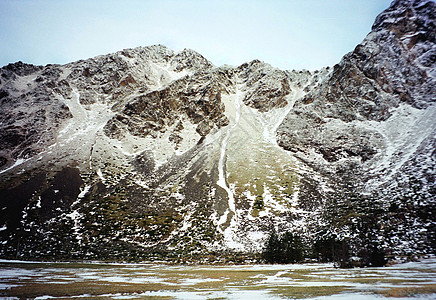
<box><xmin>0</xmin><ymin>257</ymin><xmax>435</xmax><ymax>299</ymax></box>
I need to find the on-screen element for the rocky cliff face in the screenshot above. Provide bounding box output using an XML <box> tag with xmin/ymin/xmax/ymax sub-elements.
<box><xmin>0</xmin><ymin>0</ymin><xmax>434</xmax><ymax>263</ymax></box>
<box><xmin>277</xmin><ymin>0</ymin><xmax>436</xmax><ymax>257</ymax></box>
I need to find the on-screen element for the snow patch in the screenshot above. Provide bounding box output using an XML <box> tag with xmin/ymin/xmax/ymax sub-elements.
<box><xmin>0</xmin><ymin>158</ymin><xmax>29</xmax><ymax>175</ymax></box>
<box><xmin>77</xmin><ymin>185</ymin><xmax>91</xmax><ymax>199</ymax></box>
<box><xmin>217</xmin><ymin>89</ymin><xmax>242</xmax><ymax>215</ymax></box>
<box><xmin>362</xmin><ymin>103</ymin><xmax>436</xmax><ymax>188</ymax></box>
<box><xmin>216</xmin><ymin>87</ymin><xmax>244</xmax><ymax>249</ymax></box>
<box><xmin>96</xmin><ymin>169</ymin><xmax>105</xmax><ymax>182</ymax></box>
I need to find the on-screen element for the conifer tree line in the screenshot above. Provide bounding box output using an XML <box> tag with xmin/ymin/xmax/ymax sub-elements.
<box><xmin>262</xmin><ymin>229</ymin><xmax>387</xmax><ymax>268</ymax></box>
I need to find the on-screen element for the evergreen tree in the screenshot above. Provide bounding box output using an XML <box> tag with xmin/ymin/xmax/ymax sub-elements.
<box><xmin>282</xmin><ymin>232</ymin><xmax>303</xmax><ymax>263</ymax></box>
<box><xmin>263</xmin><ymin>230</ymin><xmax>305</xmax><ymax>264</ymax></box>
<box><xmin>263</xmin><ymin>230</ymin><xmax>281</xmax><ymax>263</ymax></box>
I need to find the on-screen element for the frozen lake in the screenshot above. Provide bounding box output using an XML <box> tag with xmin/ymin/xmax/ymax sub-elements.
<box><xmin>0</xmin><ymin>257</ymin><xmax>435</xmax><ymax>299</ymax></box>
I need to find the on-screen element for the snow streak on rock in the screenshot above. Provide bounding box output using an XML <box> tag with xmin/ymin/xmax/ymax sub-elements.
<box><xmin>217</xmin><ymin>89</ymin><xmax>242</xmax><ymax>222</ymax></box>
<box><xmin>216</xmin><ymin>86</ymin><xmax>244</xmax><ymax>249</ymax></box>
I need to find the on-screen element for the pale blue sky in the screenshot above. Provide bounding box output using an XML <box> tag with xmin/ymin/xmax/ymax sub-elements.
<box><xmin>0</xmin><ymin>0</ymin><xmax>393</xmax><ymax>70</ymax></box>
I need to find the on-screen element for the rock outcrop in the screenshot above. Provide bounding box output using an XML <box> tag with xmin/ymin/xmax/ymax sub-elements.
<box><xmin>277</xmin><ymin>0</ymin><xmax>436</xmax><ymax>258</ymax></box>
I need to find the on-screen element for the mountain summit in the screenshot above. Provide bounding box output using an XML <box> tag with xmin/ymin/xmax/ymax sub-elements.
<box><xmin>0</xmin><ymin>0</ymin><xmax>434</xmax><ymax>264</ymax></box>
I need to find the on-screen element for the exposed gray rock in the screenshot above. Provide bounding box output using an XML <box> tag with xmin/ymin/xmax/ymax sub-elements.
<box><xmin>0</xmin><ymin>63</ymin><xmax>72</xmax><ymax>168</ymax></box>
<box><xmin>236</xmin><ymin>60</ymin><xmax>291</xmax><ymax>111</ymax></box>
<box><xmin>277</xmin><ymin>0</ymin><xmax>435</xmax><ymax>259</ymax></box>
<box><xmin>169</xmin><ymin>48</ymin><xmax>214</xmax><ymax>72</ymax></box>
<box><xmin>278</xmin><ymin>0</ymin><xmax>435</xmax><ymax>163</ymax></box>
<box><xmin>103</xmin><ymin>67</ymin><xmax>231</xmax><ymax>142</ymax></box>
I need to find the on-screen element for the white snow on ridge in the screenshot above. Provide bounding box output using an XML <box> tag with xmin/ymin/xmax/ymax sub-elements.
<box><xmin>260</xmin><ymin>85</ymin><xmax>304</xmax><ymax>146</ymax></box>
<box><xmin>4</xmin><ymin>57</ymin><xmax>196</xmax><ymax>182</ymax></box>
<box><xmin>149</xmin><ymin>61</ymin><xmax>190</xmax><ymax>89</ymax></box>
<box><xmin>362</xmin><ymin>103</ymin><xmax>436</xmax><ymax>188</ymax></box>
<box><xmin>108</xmin><ymin>116</ymin><xmax>201</xmax><ymax>170</ymax></box>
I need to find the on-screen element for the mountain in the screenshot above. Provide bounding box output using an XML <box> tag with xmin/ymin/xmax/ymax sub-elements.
<box><xmin>277</xmin><ymin>0</ymin><xmax>436</xmax><ymax>260</ymax></box>
<box><xmin>0</xmin><ymin>0</ymin><xmax>434</xmax><ymax>264</ymax></box>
